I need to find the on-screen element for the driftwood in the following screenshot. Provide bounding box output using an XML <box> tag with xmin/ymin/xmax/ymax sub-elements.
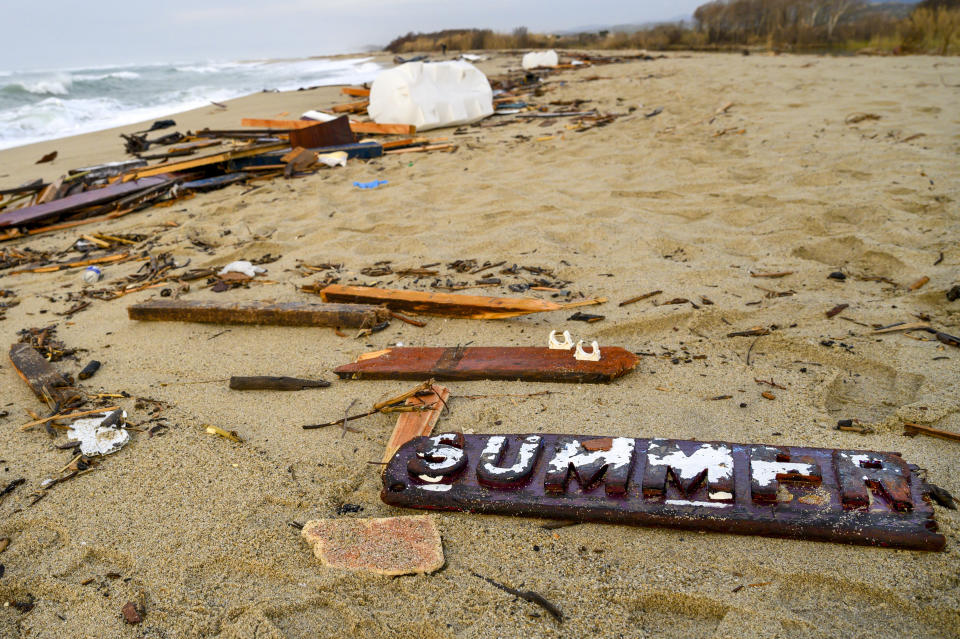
<box><xmin>313</xmin><ymin>284</ymin><xmax>605</xmax><ymax>319</ymax></box>
<box><xmin>128</xmin><ymin>300</ymin><xmax>389</xmax><ymax>329</ymax></box>
<box><xmin>382</xmin><ymin>384</ymin><xmax>449</xmax><ymax>463</ymax></box>
<box><xmin>229</xmin><ymin>376</ymin><xmax>330</xmax><ymax>391</ymax></box>
<box><xmin>335</xmin><ymin>346</ymin><xmax>639</xmax><ymax>383</ymax></box>
<box><xmin>8</xmin><ymin>343</ymin><xmax>72</xmax><ymax>410</ymax></box>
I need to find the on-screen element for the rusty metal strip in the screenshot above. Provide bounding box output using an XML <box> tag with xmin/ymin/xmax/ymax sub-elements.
<box><xmin>381</xmin><ymin>433</ymin><xmax>944</xmax><ymax>551</ymax></box>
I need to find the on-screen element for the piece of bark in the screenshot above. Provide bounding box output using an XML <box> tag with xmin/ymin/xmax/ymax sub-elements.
<box><xmin>128</xmin><ymin>300</ymin><xmax>389</xmax><ymax>329</ymax></box>
<box><xmin>335</xmin><ymin>346</ymin><xmax>639</xmax><ymax>383</ymax></box>
<box><xmin>121</xmin><ymin>602</ymin><xmax>142</xmax><ymax>625</ymax></box>
<box><xmin>229</xmin><ymin>376</ymin><xmax>330</xmax><ymax>391</ymax></box>
<box><xmin>382</xmin><ymin>385</ymin><xmax>449</xmax><ymax>463</ymax></box>
<box><xmin>313</xmin><ymin>284</ymin><xmax>604</xmax><ymax>319</ymax></box>
<box><xmin>301</xmin><ymin>515</ymin><xmax>443</xmax><ymax>576</ymax></box>
<box><xmin>8</xmin><ymin>343</ymin><xmax>71</xmax><ymax>410</ymax></box>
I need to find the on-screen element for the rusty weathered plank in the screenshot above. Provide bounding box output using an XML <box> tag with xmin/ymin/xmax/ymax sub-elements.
<box><xmin>336</xmin><ymin>347</ymin><xmax>639</xmax><ymax>383</ymax></box>
<box><xmin>382</xmin><ymin>433</ymin><xmax>945</xmax><ymax>551</ymax></box>
<box><xmin>128</xmin><ymin>299</ymin><xmax>389</xmax><ymax>329</ymax></box>
<box><xmin>313</xmin><ymin>284</ymin><xmax>604</xmax><ymax>319</ymax></box>
<box><xmin>8</xmin><ymin>343</ymin><xmax>72</xmax><ymax>409</ymax></box>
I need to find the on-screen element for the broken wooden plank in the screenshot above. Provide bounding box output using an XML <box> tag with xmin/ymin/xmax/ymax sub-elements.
<box><xmin>301</xmin><ymin>515</ymin><xmax>443</xmax><ymax>575</ymax></box>
<box><xmin>229</xmin><ymin>376</ymin><xmax>331</xmax><ymax>391</ymax></box>
<box><xmin>9</xmin><ymin>343</ymin><xmax>72</xmax><ymax>410</ymax></box>
<box><xmin>335</xmin><ymin>346</ymin><xmax>639</xmax><ymax>383</ymax></box>
<box><xmin>0</xmin><ymin>177</ymin><xmax>168</xmax><ymax>228</ymax></box>
<box><xmin>127</xmin><ymin>299</ymin><xmax>389</xmax><ymax>329</ymax></box>
<box><xmin>288</xmin><ymin>116</ymin><xmax>355</xmax><ymax>149</ymax></box>
<box><xmin>341</xmin><ymin>87</ymin><xmax>371</xmax><ymax>97</ymax></box>
<box><xmin>349</xmin><ymin>122</ymin><xmax>416</xmax><ymax>135</ymax></box>
<box><xmin>313</xmin><ymin>284</ymin><xmax>605</xmax><ymax>319</ymax></box>
<box><xmin>241</xmin><ymin>118</ymin><xmax>415</xmax><ymax>136</ymax></box>
<box><xmin>903</xmin><ymin>422</ymin><xmax>960</xmax><ymax>443</ymax></box>
<box><xmin>382</xmin><ymin>384</ymin><xmax>449</xmax><ymax>463</ymax></box>
<box><xmin>331</xmin><ymin>100</ymin><xmax>369</xmax><ymax>114</ymax></box>
<box><xmin>384</xmin><ymin>144</ymin><xmax>456</xmax><ymax>155</ymax></box>
<box><xmin>123</xmin><ymin>142</ymin><xmax>288</xmax><ymax>180</ymax></box>
<box><xmin>382</xmin><ymin>433</ymin><xmax>945</xmax><ymax>551</ymax></box>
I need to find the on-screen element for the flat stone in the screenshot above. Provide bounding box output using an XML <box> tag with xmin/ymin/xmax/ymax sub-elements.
<box><xmin>301</xmin><ymin>515</ymin><xmax>443</xmax><ymax>576</ymax></box>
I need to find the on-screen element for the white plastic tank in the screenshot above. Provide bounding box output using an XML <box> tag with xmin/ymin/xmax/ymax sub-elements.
<box><xmin>522</xmin><ymin>50</ymin><xmax>559</xmax><ymax>69</ymax></box>
<box><xmin>368</xmin><ymin>61</ymin><xmax>493</xmax><ymax>131</ymax></box>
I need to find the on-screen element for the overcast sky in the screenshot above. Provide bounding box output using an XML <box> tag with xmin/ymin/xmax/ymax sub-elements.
<box><xmin>4</xmin><ymin>0</ymin><xmax>705</xmax><ymax>70</ymax></box>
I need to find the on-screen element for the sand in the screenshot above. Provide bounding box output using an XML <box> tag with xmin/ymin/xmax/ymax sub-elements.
<box><xmin>1</xmin><ymin>51</ymin><xmax>959</xmax><ymax>638</ymax></box>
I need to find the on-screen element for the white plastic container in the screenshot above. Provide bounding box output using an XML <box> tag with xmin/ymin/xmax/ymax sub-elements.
<box><xmin>368</xmin><ymin>61</ymin><xmax>493</xmax><ymax>132</ymax></box>
<box><xmin>522</xmin><ymin>50</ymin><xmax>559</xmax><ymax>70</ymax></box>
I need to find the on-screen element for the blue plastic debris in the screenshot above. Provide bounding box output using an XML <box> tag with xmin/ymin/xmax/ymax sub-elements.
<box><xmin>354</xmin><ymin>180</ymin><xmax>389</xmax><ymax>190</ymax></box>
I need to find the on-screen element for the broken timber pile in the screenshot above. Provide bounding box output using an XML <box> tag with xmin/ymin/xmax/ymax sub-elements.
<box><xmin>127</xmin><ymin>300</ymin><xmax>390</xmax><ymax>329</ymax></box>
<box><xmin>335</xmin><ymin>347</ymin><xmax>639</xmax><ymax>383</ymax></box>
<box><xmin>312</xmin><ymin>284</ymin><xmax>605</xmax><ymax>319</ymax></box>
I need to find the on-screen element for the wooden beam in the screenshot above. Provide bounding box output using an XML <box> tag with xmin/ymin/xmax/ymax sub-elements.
<box><xmin>9</xmin><ymin>343</ymin><xmax>72</xmax><ymax>409</ymax></box>
<box><xmin>312</xmin><ymin>284</ymin><xmax>605</xmax><ymax>319</ymax></box>
<box><xmin>127</xmin><ymin>299</ymin><xmax>390</xmax><ymax>329</ymax></box>
<box><xmin>904</xmin><ymin>422</ymin><xmax>960</xmax><ymax>443</ymax></box>
<box><xmin>382</xmin><ymin>384</ymin><xmax>449</xmax><ymax>463</ymax></box>
<box><xmin>341</xmin><ymin>87</ymin><xmax>371</xmax><ymax>97</ymax></box>
<box><xmin>335</xmin><ymin>347</ymin><xmax>639</xmax><ymax>383</ymax></box>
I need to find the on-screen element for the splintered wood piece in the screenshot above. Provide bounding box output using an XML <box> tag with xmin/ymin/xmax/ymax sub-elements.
<box><xmin>382</xmin><ymin>384</ymin><xmax>449</xmax><ymax>463</ymax></box>
<box><xmin>301</xmin><ymin>515</ymin><xmax>443</xmax><ymax>576</ymax></box>
<box><xmin>314</xmin><ymin>284</ymin><xmax>604</xmax><ymax>319</ymax></box>
<box><xmin>9</xmin><ymin>343</ymin><xmax>71</xmax><ymax>409</ymax></box>
<box><xmin>229</xmin><ymin>376</ymin><xmax>330</xmax><ymax>391</ymax></box>
<box><xmin>331</xmin><ymin>100</ymin><xmax>369</xmax><ymax>114</ymax></box>
<box><xmin>128</xmin><ymin>300</ymin><xmax>389</xmax><ymax>329</ymax></box>
<box><xmin>335</xmin><ymin>347</ymin><xmax>639</xmax><ymax>383</ymax></box>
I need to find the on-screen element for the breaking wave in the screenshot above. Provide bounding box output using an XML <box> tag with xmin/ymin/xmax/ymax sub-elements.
<box><xmin>0</xmin><ymin>57</ymin><xmax>382</xmax><ymax>150</ymax></box>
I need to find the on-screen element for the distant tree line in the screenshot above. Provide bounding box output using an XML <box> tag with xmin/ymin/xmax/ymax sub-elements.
<box><xmin>385</xmin><ymin>0</ymin><xmax>959</xmax><ymax>55</ymax></box>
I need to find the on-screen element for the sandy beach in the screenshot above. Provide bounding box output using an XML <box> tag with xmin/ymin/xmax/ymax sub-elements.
<box><xmin>1</xmin><ymin>51</ymin><xmax>959</xmax><ymax>638</ymax></box>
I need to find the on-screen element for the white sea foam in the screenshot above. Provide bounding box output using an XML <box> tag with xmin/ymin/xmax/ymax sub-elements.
<box><xmin>0</xmin><ymin>56</ymin><xmax>382</xmax><ymax>150</ymax></box>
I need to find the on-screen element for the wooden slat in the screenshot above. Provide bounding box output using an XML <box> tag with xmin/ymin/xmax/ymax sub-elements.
<box><xmin>127</xmin><ymin>299</ymin><xmax>390</xmax><ymax>328</ymax></box>
<box><xmin>335</xmin><ymin>347</ymin><xmax>639</xmax><ymax>383</ymax></box>
<box><xmin>313</xmin><ymin>284</ymin><xmax>605</xmax><ymax>319</ymax></box>
<box><xmin>241</xmin><ymin>118</ymin><xmax>415</xmax><ymax>136</ymax></box>
<box><xmin>382</xmin><ymin>384</ymin><xmax>449</xmax><ymax>463</ymax></box>
<box><xmin>349</xmin><ymin>122</ymin><xmax>416</xmax><ymax>135</ymax></box>
<box><xmin>385</xmin><ymin>144</ymin><xmax>456</xmax><ymax>155</ymax></box>
<box><xmin>341</xmin><ymin>87</ymin><xmax>371</xmax><ymax>97</ymax></box>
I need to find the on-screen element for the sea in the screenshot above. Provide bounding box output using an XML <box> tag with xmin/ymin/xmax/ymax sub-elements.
<box><xmin>0</xmin><ymin>57</ymin><xmax>383</xmax><ymax>151</ymax></box>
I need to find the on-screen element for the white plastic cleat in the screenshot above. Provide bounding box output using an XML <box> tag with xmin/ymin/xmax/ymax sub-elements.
<box><xmin>548</xmin><ymin>330</ymin><xmax>574</xmax><ymax>350</ymax></box>
<box><xmin>574</xmin><ymin>340</ymin><xmax>601</xmax><ymax>361</ymax></box>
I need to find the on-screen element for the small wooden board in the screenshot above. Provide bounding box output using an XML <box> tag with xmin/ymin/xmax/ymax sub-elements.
<box><xmin>335</xmin><ymin>347</ymin><xmax>639</xmax><ymax>383</ymax></box>
<box><xmin>9</xmin><ymin>343</ymin><xmax>72</xmax><ymax>409</ymax></box>
<box><xmin>383</xmin><ymin>384</ymin><xmax>449</xmax><ymax>463</ymax></box>
<box><xmin>128</xmin><ymin>300</ymin><xmax>390</xmax><ymax>329</ymax></box>
<box><xmin>314</xmin><ymin>284</ymin><xmax>601</xmax><ymax>319</ymax></box>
